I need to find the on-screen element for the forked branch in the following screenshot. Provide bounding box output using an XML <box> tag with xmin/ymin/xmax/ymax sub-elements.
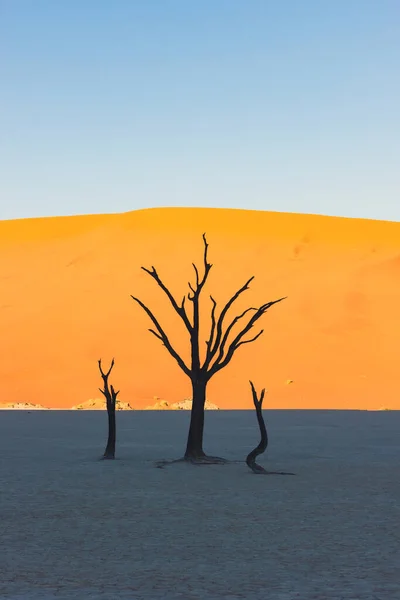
<box><xmin>187</xmin><ymin>233</ymin><xmax>213</xmax><ymax>301</ymax></box>
<box><xmin>203</xmin><ymin>277</ymin><xmax>254</xmax><ymax>370</ymax></box>
<box><xmin>207</xmin><ymin>297</ymin><xmax>286</xmax><ymax>377</ymax></box>
<box><xmin>98</xmin><ymin>358</ymin><xmax>119</xmax><ymax>408</ymax></box>
<box><xmin>210</xmin><ymin>306</ymin><xmax>257</xmax><ymax>368</ymax></box>
<box><xmin>141</xmin><ymin>266</ymin><xmax>192</xmax><ymax>332</ymax></box>
<box><xmin>134</xmin><ymin>234</ymin><xmax>213</xmax><ymax>377</ymax></box>
<box><xmin>130</xmin><ymin>296</ymin><xmax>191</xmax><ymax>377</ymax></box>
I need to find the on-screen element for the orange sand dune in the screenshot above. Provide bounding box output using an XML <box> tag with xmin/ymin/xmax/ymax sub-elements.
<box><xmin>1</xmin><ymin>208</ymin><xmax>399</xmax><ymax>410</ymax></box>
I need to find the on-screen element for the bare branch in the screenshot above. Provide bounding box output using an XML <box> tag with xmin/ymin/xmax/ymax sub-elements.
<box><xmin>98</xmin><ymin>358</ymin><xmax>117</xmax><ymax>405</ymax></box>
<box><xmin>188</xmin><ymin>282</ymin><xmax>196</xmax><ymax>298</ymax></box>
<box><xmin>210</xmin><ymin>307</ymin><xmax>257</xmax><ymax>368</ymax></box>
<box><xmin>205</xmin><ymin>296</ymin><xmax>217</xmax><ymax>351</ymax></box>
<box><xmin>183</xmin><ymin>233</ymin><xmax>213</xmax><ymax>373</ymax></box>
<box><xmin>235</xmin><ymin>329</ymin><xmax>264</xmax><ymax>348</ymax></box>
<box><xmin>187</xmin><ymin>233</ymin><xmax>213</xmax><ymax>302</ymax></box>
<box><xmin>110</xmin><ymin>385</ymin><xmax>119</xmax><ymax>398</ymax></box>
<box><xmin>208</xmin><ymin>297</ymin><xmax>286</xmax><ymax>376</ymax></box>
<box><xmin>131</xmin><ymin>295</ymin><xmax>170</xmax><ymax>338</ymax></box>
<box><xmin>250</xmin><ymin>380</ymin><xmax>265</xmax><ymax>408</ymax></box>
<box><xmin>200</xmin><ymin>233</ymin><xmax>212</xmax><ymax>286</ymax></box>
<box><xmin>203</xmin><ymin>277</ymin><xmax>254</xmax><ymax>369</ymax></box>
<box><xmin>141</xmin><ymin>266</ymin><xmax>192</xmax><ymax>332</ymax></box>
<box><xmin>249</xmin><ymin>380</ymin><xmax>266</xmax><ymax>403</ymax></box>
<box><xmin>98</xmin><ymin>358</ymin><xmax>114</xmax><ymax>380</ymax></box>
<box><xmin>131</xmin><ymin>295</ymin><xmax>191</xmax><ymax>377</ymax></box>
<box><xmin>192</xmin><ymin>263</ymin><xmax>200</xmax><ymax>287</ymax></box>
<box><xmin>148</xmin><ymin>328</ymin><xmax>163</xmax><ymax>341</ymax></box>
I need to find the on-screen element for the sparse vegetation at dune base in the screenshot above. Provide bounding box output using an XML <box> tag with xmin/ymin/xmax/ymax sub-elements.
<box><xmin>71</xmin><ymin>398</ymin><xmax>134</xmax><ymax>411</ymax></box>
<box><xmin>70</xmin><ymin>397</ymin><xmax>220</xmax><ymax>410</ymax></box>
<box><xmin>143</xmin><ymin>398</ymin><xmax>220</xmax><ymax>410</ymax></box>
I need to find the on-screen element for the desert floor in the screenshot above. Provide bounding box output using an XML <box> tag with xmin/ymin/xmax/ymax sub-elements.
<box><xmin>1</xmin><ymin>409</ymin><xmax>399</xmax><ymax>600</ymax></box>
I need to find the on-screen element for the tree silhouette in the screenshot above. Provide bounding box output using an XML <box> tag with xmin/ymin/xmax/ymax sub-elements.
<box><xmin>98</xmin><ymin>358</ymin><xmax>119</xmax><ymax>460</ymax></box>
<box><xmin>131</xmin><ymin>234</ymin><xmax>285</xmax><ymax>464</ymax></box>
<box><xmin>246</xmin><ymin>381</ymin><xmax>295</xmax><ymax>475</ymax></box>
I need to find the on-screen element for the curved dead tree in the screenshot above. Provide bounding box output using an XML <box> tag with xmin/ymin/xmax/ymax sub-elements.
<box><xmin>98</xmin><ymin>358</ymin><xmax>119</xmax><ymax>460</ymax></box>
<box><xmin>131</xmin><ymin>234</ymin><xmax>286</xmax><ymax>466</ymax></box>
<box><xmin>247</xmin><ymin>381</ymin><xmax>295</xmax><ymax>475</ymax></box>
<box><xmin>246</xmin><ymin>381</ymin><xmax>268</xmax><ymax>473</ymax></box>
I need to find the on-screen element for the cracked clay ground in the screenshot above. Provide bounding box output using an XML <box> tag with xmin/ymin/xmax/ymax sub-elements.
<box><xmin>1</xmin><ymin>409</ymin><xmax>399</xmax><ymax>600</ymax></box>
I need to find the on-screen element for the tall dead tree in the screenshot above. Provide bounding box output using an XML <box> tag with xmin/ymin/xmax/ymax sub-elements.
<box><xmin>131</xmin><ymin>234</ymin><xmax>285</xmax><ymax>464</ymax></box>
<box><xmin>98</xmin><ymin>358</ymin><xmax>119</xmax><ymax>460</ymax></box>
<box><xmin>247</xmin><ymin>380</ymin><xmax>295</xmax><ymax>475</ymax></box>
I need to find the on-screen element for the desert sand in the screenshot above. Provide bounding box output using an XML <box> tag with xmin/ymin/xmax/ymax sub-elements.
<box><xmin>1</xmin><ymin>409</ymin><xmax>399</xmax><ymax>599</ymax></box>
<box><xmin>1</xmin><ymin>207</ymin><xmax>399</xmax><ymax>410</ymax></box>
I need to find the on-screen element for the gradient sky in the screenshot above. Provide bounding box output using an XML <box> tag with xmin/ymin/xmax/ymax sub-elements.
<box><xmin>1</xmin><ymin>0</ymin><xmax>399</xmax><ymax>221</ymax></box>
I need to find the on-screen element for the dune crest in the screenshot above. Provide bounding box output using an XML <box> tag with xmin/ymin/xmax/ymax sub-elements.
<box><xmin>1</xmin><ymin>207</ymin><xmax>399</xmax><ymax>410</ymax></box>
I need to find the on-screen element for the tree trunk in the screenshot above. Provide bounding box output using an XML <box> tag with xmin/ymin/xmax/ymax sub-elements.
<box><xmin>103</xmin><ymin>403</ymin><xmax>116</xmax><ymax>459</ymax></box>
<box><xmin>184</xmin><ymin>378</ymin><xmax>207</xmax><ymax>459</ymax></box>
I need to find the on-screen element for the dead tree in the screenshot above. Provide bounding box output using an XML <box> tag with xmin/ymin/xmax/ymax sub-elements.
<box><xmin>247</xmin><ymin>380</ymin><xmax>295</xmax><ymax>475</ymax></box>
<box><xmin>98</xmin><ymin>358</ymin><xmax>119</xmax><ymax>460</ymax></box>
<box><xmin>131</xmin><ymin>234</ymin><xmax>285</xmax><ymax>464</ymax></box>
<box><xmin>246</xmin><ymin>381</ymin><xmax>268</xmax><ymax>473</ymax></box>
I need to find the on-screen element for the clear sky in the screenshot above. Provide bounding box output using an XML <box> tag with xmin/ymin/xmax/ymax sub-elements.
<box><xmin>1</xmin><ymin>0</ymin><xmax>399</xmax><ymax>222</ymax></box>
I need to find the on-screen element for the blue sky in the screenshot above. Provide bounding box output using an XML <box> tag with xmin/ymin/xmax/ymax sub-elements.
<box><xmin>1</xmin><ymin>0</ymin><xmax>399</xmax><ymax>221</ymax></box>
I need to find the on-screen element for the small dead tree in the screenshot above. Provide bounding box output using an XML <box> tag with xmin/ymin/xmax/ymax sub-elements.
<box><xmin>98</xmin><ymin>358</ymin><xmax>119</xmax><ymax>460</ymax></box>
<box><xmin>246</xmin><ymin>381</ymin><xmax>268</xmax><ymax>473</ymax></box>
<box><xmin>247</xmin><ymin>381</ymin><xmax>295</xmax><ymax>475</ymax></box>
<box><xmin>131</xmin><ymin>234</ymin><xmax>285</xmax><ymax>464</ymax></box>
